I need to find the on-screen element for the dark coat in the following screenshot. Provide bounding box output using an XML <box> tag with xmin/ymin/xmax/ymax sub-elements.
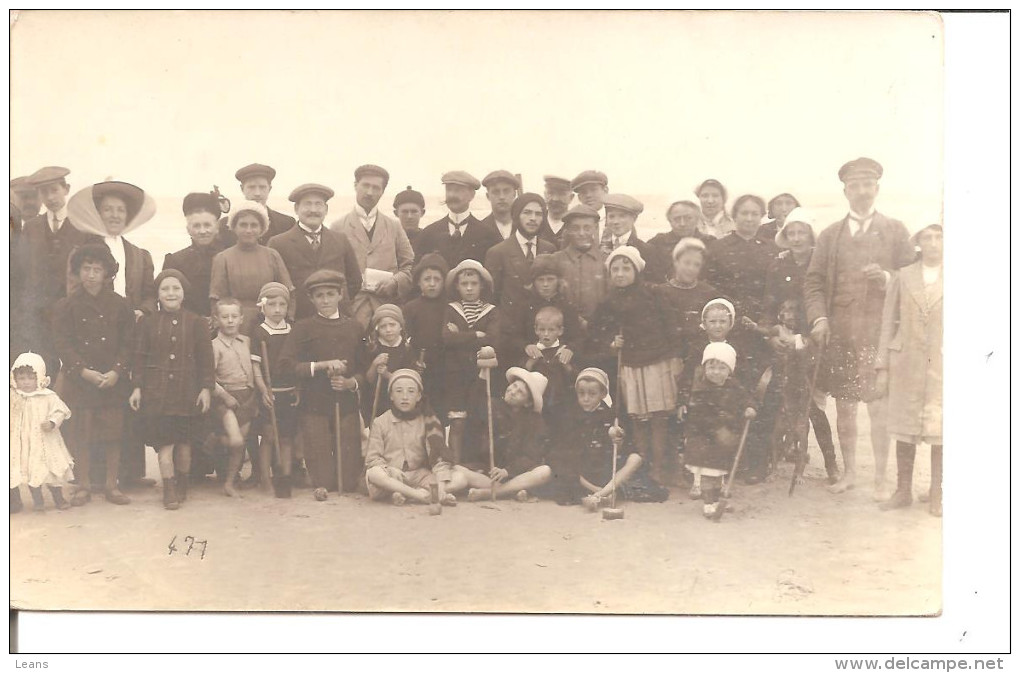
<box><xmin>69</xmin><ymin>236</ymin><xmax>157</xmax><ymax>315</ymax></box>
<box><xmin>483</xmin><ymin>234</ymin><xmax>556</xmax><ymax>309</ymax></box>
<box><xmin>18</xmin><ymin>214</ymin><xmax>91</xmax><ymax>338</ymax></box>
<box><xmin>131</xmin><ymin>309</ymin><xmax>216</xmax><ymax>418</ymax></box>
<box><xmin>403</xmin><ymin>295</ymin><xmax>448</xmax><ymax>417</ymax></box>
<box><xmin>654</xmin><ymin>280</ymin><xmax>719</xmax><ymax>360</ymax></box>
<box><xmin>683</xmin><ymin>376</ymin><xmax>756</xmax><ymax>472</ymax></box>
<box><xmin>276</xmin><ymin>313</ymin><xmax>366</xmax><ymax>415</ymax></box>
<box><xmin>607</xmin><ymin>231</ymin><xmax>670</xmax><ymax>284</ymax></box>
<box><xmin>267</xmin><ymin>225</ymin><xmax>364</xmax><ymax>320</ymax></box>
<box><xmin>500</xmin><ymin>288</ymin><xmax>584</xmax><ymax>365</ymax></box>
<box><xmin>704</xmin><ymin>232</ymin><xmax>778</xmax><ymax>322</ymax></box>
<box><xmin>416</xmin><ymin>214</ymin><xmax>502</xmax><ymax>268</ymax></box>
<box><xmin>646</xmin><ymin>229</ymin><xmax>716</xmax><ymax>277</ymax></box>
<box><xmin>464</xmin><ymin>399</ymin><xmax>549</xmax><ymax>476</ymax></box>
<box><xmin>586</xmin><ymin>282</ymin><xmax>677</xmax><ymax>367</ymax></box>
<box><xmin>761</xmin><ymin>250</ymin><xmax>812</xmax><ymax>332</ymax></box>
<box><xmin>362</xmin><ymin>339</ymin><xmax>420</xmax><ymax>422</ymax></box>
<box><xmin>162</xmin><ymin>242</ymin><xmax>224</xmax><ymax>317</ymax></box>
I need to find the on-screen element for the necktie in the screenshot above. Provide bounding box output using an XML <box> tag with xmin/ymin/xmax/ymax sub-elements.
<box><xmin>307</xmin><ymin>230</ymin><xmax>321</xmax><ymax>250</ymax></box>
<box><xmin>451</xmin><ymin>223</ymin><xmax>463</xmax><ymax>241</ymax></box>
<box><xmin>525</xmin><ymin>240</ymin><xmax>534</xmax><ymax>262</ymax></box>
<box><xmin>51</xmin><ymin>215</ymin><xmax>61</xmax><ymax>234</ymax></box>
<box><xmin>614</xmin><ymin>237</ymin><xmax>623</xmax><ymax>250</ymax></box>
<box><xmin>849</xmin><ymin>215</ymin><xmax>867</xmax><ymax>240</ymax></box>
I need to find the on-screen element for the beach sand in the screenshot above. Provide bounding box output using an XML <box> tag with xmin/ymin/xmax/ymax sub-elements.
<box><xmin>9</xmin><ymin>401</ymin><xmax>940</xmax><ymax>616</ymax></box>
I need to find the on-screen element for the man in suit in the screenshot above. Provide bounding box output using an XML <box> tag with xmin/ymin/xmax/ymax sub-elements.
<box><xmin>268</xmin><ymin>183</ymin><xmax>363</xmax><ymax>320</ymax></box>
<box><xmin>478</xmin><ymin>170</ymin><xmax>519</xmax><ymax>243</ymax></box>
<box><xmin>10</xmin><ymin>176</ymin><xmax>42</xmax><ymax>224</ymax></box>
<box><xmin>235</xmin><ymin>163</ymin><xmax>297</xmax><ymax>245</ymax></box>
<box><xmin>542</xmin><ymin>174</ymin><xmax>573</xmax><ymax>248</ymax></box>
<box><xmin>330</xmin><ymin>164</ymin><xmax>415</xmax><ymax>329</ymax></box>
<box><xmin>9</xmin><ymin>176</ymin><xmax>40</xmax><ymax>360</ymax></box>
<box><xmin>571</xmin><ymin>169</ymin><xmax>609</xmax><ymax>247</ymax></box>
<box><xmin>804</xmin><ymin>157</ymin><xmax>916</xmax><ymax>498</ymax></box>
<box><xmin>415</xmin><ymin>171</ymin><xmax>500</xmax><ymax>269</ymax></box>
<box><xmin>18</xmin><ymin>166</ymin><xmax>90</xmax><ymax>375</ymax></box>
<box><xmin>484</xmin><ymin>193</ymin><xmax>557</xmax><ymax>310</ymax></box>
<box><xmin>601</xmin><ymin>193</ymin><xmax>668</xmax><ymax>283</ymax></box>
<box><xmin>549</xmin><ymin>204</ymin><xmax>606</xmax><ymax>324</ymax></box>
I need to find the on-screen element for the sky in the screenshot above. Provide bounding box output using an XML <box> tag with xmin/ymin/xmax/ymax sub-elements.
<box><xmin>10</xmin><ymin>9</ymin><xmax>943</xmax><ymax>231</ymax></box>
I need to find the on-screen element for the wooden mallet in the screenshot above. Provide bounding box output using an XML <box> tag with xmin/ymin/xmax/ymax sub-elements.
<box><xmin>259</xmin><ymin>342</ymin><xmax>283</xmax><ymax>479</ymax></box>
<box><xmin>477</xmin><ymin>345</ymin><xmax>499</xmax><ymax>502</ymax></box>
<box><xmin>602</xmin><ymin>336</ymin><xmax>625</xmax><ymax>520</ymax></box>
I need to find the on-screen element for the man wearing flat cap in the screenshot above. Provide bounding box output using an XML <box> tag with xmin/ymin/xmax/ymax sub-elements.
<box><xmin>804</xmin><ymin>157</ymin><xmax>916</xmax><ymax>498</ymax></box>
<box><xmin>329</xmin><ymin>164</ymin><xmax>415</xmax><ymax>329</ymax></box>
<box><xmin>478</xmin><ymin>170</ymin><xmax>520</xmax><ymax>243</ymax></box>
<box><xmin>8</xmin><ymin>175</ymin><xmax>41</xmax><ymax>361</ymax></box>
<box><xmin>601</xmin><ymin>193</ymin><xmax>667</xmax><ymax>283</ymax></box>
<box><xmin>542</xmin><ymin>174</ymin><xmax>573</xmax><ymax>249</ymax></box>
<box><xmin>268</xmin><ymin>183</ymin><xmax>363</xmax><ymax>320</ymax></box>
<box><xmin>392</xmin><ymin>185</ymin><xmax>426</xmax><ymax>255</ymax></box>
<box><xmin>234</xmin><ymin>163</ymin><xmax>297</xmax><ymax>245</ymax></box>
<box><xmin>10</xmin><ymin>176</ymin><xmax>41</xmax><ymax>226</ymax></box>
<box><xmin>416</xmin><ymin>171</ymin><xmax>500</xmax><ymax>268</ymax></box>
<box><xmin>17</xmin><ymin>166</ymin><xmax>91</xmax><ymax>374</ymax></box>
<box><xmin>571</xmin><ymin>169</ymin><xmax>609</xmax><ymax>247</ymax></box>
<box><xmin>549</xmin><ymin>203</ymin><xmax>607</xmax><ymax>322</ymax></box>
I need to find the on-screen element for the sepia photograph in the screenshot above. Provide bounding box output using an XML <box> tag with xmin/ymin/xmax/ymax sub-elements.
<box><xmin>5</xmin><ymin>7</ymin><xmax>1009</xmax><ymax>658</ymax></box>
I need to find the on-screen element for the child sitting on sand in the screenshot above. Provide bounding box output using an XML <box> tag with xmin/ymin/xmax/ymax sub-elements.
<box><xmin>10</xmin><ymin>352</ymin><xmax>75</xmax><ymax>512</ymax></box>
<box><xmin>460</xmin><ymin>368</ymin><xmax>553</xmax><ymax>502</ymax></box>
<box><xmin>364</xmin><ymin>369</ymin><xmax>467</xmax><ymax>505</ymax></box>
<box><xmin>210</xmin><ymin>297</ymin><xmax>271</xmax><ymax>498</ymax></box>
<box><xmin>683</xmin><ymin>342</ymin><xmax>757</xmax><ymax>520</ymax></box>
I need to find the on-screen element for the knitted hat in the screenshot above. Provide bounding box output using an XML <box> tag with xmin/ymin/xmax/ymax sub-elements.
<box><xmin>412</xmin><ymin>252</ymin><xmax>450</xmax><ymax>285</ymax></box>
<box><xmin>775</xmin><ymin>207</ymin><xmax>817</xmax><ymax>249</ymax></box>
<box><xmin>506</xmin><ymin>367</ymin><xmax>548</xmax><ymax>414</ymax></box>
<box><xmin>575</xmin><ymin>367</ymin><xmax>613</xmax><ymax>407</ymax></box>
<box><xmin>393</xmin><ymin>185</ymin><xmax>425</xmax><ymax>210</ymax></box>
<box><xmin>701</xmin><ymin>297</ymin><xmax>736</xmax><ymax>323</ymax></box>
<box><xmin>154</xmin><ymin>268</ymin><xmax>192</xmax><ymax>297</ymax></box>
<box><xmin>387</xmin><ymin>368</ymin><xmax>423</xmax><ymax>394</ymax></box>
<box><xmin>371</xmin><ymin>303</ymin><xmax>405</xmax><ymax>329</ymax></box>
<box><xmin>11</xmin><ymin>352</ymin><xmax>50</xmax><ymax>391</ymax></box>
<box><xmin>229</xmin><ymin>200</ymin><xmax>270</xmax><ymax>232</ymax></box>
<box><xmin>672</xmin><ymin>236</ymin><xmax>707</xmax><ymax>261</ymax></box>
<box><xmin>605</xmin><ymin>245</ymin><xmax>646</xmax><ymax>274</ymax></box>
<box><xmin>702</xmin><ymin>342</ymin><xmax>737</xmax><ymax>372</ymax></box>
<box><xmin>257</xmin><ymin>281</ymin><xmax>290</xmax><ymax>306</ymax></box>
<box><xmin>445</xmin><ymin>258</ymin><xmax>493</xmax><ymax>295</ymax></box>
<box><xmin>530</xmin><ymin>254</ymin><xmax>561</xmax><ymax>281</ymax></box>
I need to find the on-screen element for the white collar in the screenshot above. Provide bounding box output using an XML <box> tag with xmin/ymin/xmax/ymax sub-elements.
<box><xmin>448</xmin><ymin>209</ymin><xmax>471</xmax><ymax>226</ymax></box>
<box><xmin>377</xmin><ymin>335</ymin><xmax>404</xmax><ymax>348</ymax></box>
<box><xmin>515</xmin><ymin>229</ymin><xmax>536</xmax><ymax>250</ymax></box>
<box><xmin>103</xmin><ymin>234</ymin><xmax>124</xmax><ymax>246</ymax></box>
<box><xmin>536</xmin><ymin>340</ymin><xmax>561</xmax><ymax>350</ymax></box>
<box><xmin>547</xmin><ymin>217</ymin><xmax>564</xmax><ymax>234</ymax></box>
<box><xmin>215</xmin><ymin>332</ymin><xmax>244</xmax><ymax>346</ymax></box>
<box><xmin>612</xmin><ymin>231</ymin><xmax>631</xmax><ymax>245</ymax></box>
<box><xmin>493</xmin><ymin>217</ymin><xmax>513</xmax><ymax>239</ymax></box>
<box><xmin>318</xmin><ymin>310</ymin><xmax>341</xmax><ymax>320</ymax></box>
<box><xmin>49</xmin><ymin>206</ymin><xmax>68</xmax><ymax>226</ymax></box>
<box><xmin>355</xmin><ymin>203</ymin><xmax>378</xmax><ymax>223</ymax></box>
<box><xmin>260</xmin><ymin>319</ymin><xmax>291</xmax><ymax>334</ymax></box>
<box><xmin>298</xmin><ymin>221</ymin><xmax>323</xmax><ymax>235</ymax></box>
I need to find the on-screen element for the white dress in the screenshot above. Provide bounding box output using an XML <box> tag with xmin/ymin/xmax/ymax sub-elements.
<box><xmin>10</xmin><ymin>388</ymin><xmax>75</xmax><ymax>488</ymax></box>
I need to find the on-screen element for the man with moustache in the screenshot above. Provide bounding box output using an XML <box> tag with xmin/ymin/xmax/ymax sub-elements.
<box><xmin>330</xmin><ymin>164</ymin><xmax>415</xmax><ymax>329</ymax></box>
<box><xmin>478</xmin><ymin>170</ymin><xmax>520</xmax><ymax>243</ymax></box>
<box><xmin>541</xmin><ymin>174</ymin><xmax>573</xmax><ymax>248</ymax></box>
<box><xmin>804</xmin><ymin>157</ymin><xmax>915</xmax><ymax>499</ymax></box>
<box><xmin>415</xmin><ymin>171</ymin><xmax>500</xmax><ymax>268</ymax></box>
<box><xmin>10</xmin><ymin>176</ymin><xmax>42</xmax><ymax>226</ymax></box>
<box><xmin>549</xmin><ymin>204</ymin><xmax>606</xmax><ymax>324</ymax></box>
<box><xmin>268</xmin><ymin>183</ymin><xmax>362</xmax><ymax>320</ymax></box>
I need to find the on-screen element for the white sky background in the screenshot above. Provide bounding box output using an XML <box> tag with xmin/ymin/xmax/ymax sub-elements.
<box><xmin>10</xmin><ymin>10</ymin><xmax>943</xmax><ymax>231</ymax></box>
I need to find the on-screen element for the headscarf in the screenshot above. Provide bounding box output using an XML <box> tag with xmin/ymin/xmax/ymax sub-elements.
<box><xmin>510</xmin><ymin>192</ymin><xmax>549</xmax><ymax>237</ymax></box>
<box><xmin>67</xmin><ymin>181</ymin><xmax>157</xmax><ymax>237</ymax></box>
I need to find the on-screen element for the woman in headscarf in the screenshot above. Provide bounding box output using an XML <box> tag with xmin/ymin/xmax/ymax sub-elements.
<box><xmin>695</xmin><ymin>179</ymin><xmax>735</xmax><ymax>239</ymax></box>
<box><xmin>758</xmin><ymin>192</ymin><xmax>801</xmax><ymax>244</ymax></box>
<box><xmin>209</xmin><ymin>200</ymin><xmax>295</xmax><ymax>335</ymax></box>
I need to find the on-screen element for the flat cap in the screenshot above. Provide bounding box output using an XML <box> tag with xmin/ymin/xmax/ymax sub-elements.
<box><xmin>838</xmin><ymin>157</ymin><xmax>883</xmax><ymax>183</ymax></box>
<box><xmin>235</xmin><ymin>163</ymin><xmax>276</xmax><ymax>183</ymax></box>
<box><xmin>603</xmin><ymin>193</ymin><xmax>645</xmax><ymax>216</ymax></box>
<box><xmin>530</xmin><ymin>254</ymin><xmax>562</xmax><ymax>281</ymax></box>
<box><xmin>481</xmin><ymin>170</ymin><xmax>519</xmax><ymax>189</ymax></box>
<box><xmin>354</xmin><ymin>164</ymin><xmax>390</xmax><ymax>184</ymax></box>
<box><xmin>441</xmin><ymin>171</ymin><xmax>481</xmax><ymax>190</ymax></box>
<box><xmin>289</xmin><ymin>183</ymin><xmax>335</xmax><ymax>203</ymax></box>
<box><xmin>570</xmin><ymin>170</ymin><xmax>608</xmax><ymax>191</ymax></box>
<box><xmin>542</xmin><ymin>175</ymin><xmax>572</xmax><ymax>189</ymax></box>
<box><xmin>27</xmin><ymin>166</ymin><xmax>70</xmax><ymax>187</ymax></box>
<box><xmin>9</xmin><ymin>176</ymin><xmax>35</xmax><ymax>193</ymax></box>
<box><xmin>393</xmin><ymin>185</ymin><xmax>425</xmax><ymax>210</ymax></box>
<box><xmin>304</xmin><ymin>269</ymin><xmax>346</xmax><ymax>293</ymax></box>
<box><xmin>182</xmin><ymin>192</ymin><xmax>222</xmax><ymax>216</ymax></box>
<box><xmin>562</xmin><ymin>203</ymin><xmax>601</xmax><ymax>223</ymax></box>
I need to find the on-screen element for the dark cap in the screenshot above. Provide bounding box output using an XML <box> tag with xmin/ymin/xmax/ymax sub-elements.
<box><xmin>570</xmin><ymin>170</ymin><xmax>608</xmax><ymax>192</ymax></box>
<box><xmin>543</xmin><ymin>175</ymin><xmax>572</xmax><ymax>190</ymax></box>
<box><xmin>304</xmin><ymin>269</ymin><xmax>346</xmax><ymax>294</ymax></box>
<box><xmin>354</xmin><ymin>164</ymin><xmax>390</xmax><ymax>185</ymax></box>
<box><xmin>393</xmin><ymin>185</ymin><xmax>425</xmax><ymax>210</ymax></box>
<box><xmin>154</xmin><ymin>268</ymin><xmax>193</xmax><ymax>296</ymax></box>
<box><xmin>603</xmin><ymin>193</ymin><xmax>645</xmax><ymax>216</ymax></box>
<box><xmin>182</xmin><ymin>192</ymin><xmax>222</xmax><ymax>216</ymax></box>
<box><xmin>562</xmin><ymin>203</ymin><xmax>601</xmax><ymax>224</ymax></box>
<box><xmin>441</xmin><ymin>171</ymin><xmax>481</xmax><ymax>190</ymax></box>
<box><xmin>838</xmin><ymin>157</ymin><xmax>883</xmax><ymax>183</ymax></box>
<box><xmin>235</xmin><ymin>163</ymin><xmax>276</xmax><ymax>183</ymax></box>
<box><xmin>530</xmin><ymin>254</ymin><xmax>562</xmax><ymax>281</ymax></box>
<box><xmin>92</xmin><ymin>181</ymin><xmax>145</xmax><ymax>223</ymax></box>
<box><xmin>481</xmin><ymin>170</ymin><xmax>519</xmax><ymax>189</ymax></box>
<box><xmin>9</xmin><ymin>176</ymin><xmax>36</xmax><ymax>193</ymax></box>
<box><xmin>412</xmin><ymin>252</ymin><xmax>450</xmax><ymax>286</ymax></box>
<box><xmin>27</xmin><ymin>166</ymin><xmax>70</xmax><ymax>188</ymax></box>
<box><xmin>289</xmin><ymin>183</ymin><xmax>335</xmax><ymax>203</ymax></box>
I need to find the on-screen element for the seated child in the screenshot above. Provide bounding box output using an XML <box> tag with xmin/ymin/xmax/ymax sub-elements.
<box><xmin>10</xmin><ymin>352</ymin><xmax>75</xmax><ymax>512</ymax></box>
<box><xmin>683</xmin><ymin>343</ymin><xmax>757</xmax><ymax>520</ymax></box>
<box><xmin>364</xmin><ymin>369</ymin><xmax>468</xmax><ymax>505</ymax></box>
<box><xmin>250</xmin><ymin>282</ymin><xmax>301</xmax><ymax>498</ymax></box>
<box><xmin>403</xmin><ymin>253</ymin><xmax>450</xmax><ymax>421</ymax></box>
<box><xmin>211</xmin><ymin>297</ymin><xmax>271</xmax><ymax>498</ymax></box>
<box><xmin>460</xmin><ymin>368</ymin><xmax>552</xmax><ymax>502</ymax></box>
<box><xmin>523</xmin><ymin>305</ymin><xmax>578</xmax><ymax>417</ymax></box>
<box><xmin>442</xmin><ymin>259</ymin><xmax>500</xmax><ymax>463</ymax></box>
<box><xmin>130</xmin><ymin>270</ymin><xmax>215</xmax><ymax>509</ymax></box>
<box><xmin>278</xmin><ymin>270</ymin><xmax>365</xmax><ymax>497</ymax></box>
<box><xmin>52</xmin><ymin>242</ymin><xmax>135</xmax><ymax>506</ymax></box>
<box><xmin>364</xmin><ymin>304</ymin><xmax>419</xmax><ymax>423</ymax></box>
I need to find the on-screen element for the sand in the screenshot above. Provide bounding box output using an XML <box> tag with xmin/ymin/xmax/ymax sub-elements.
<box><xmin>10</xmin><ymin>408</ymin><xmax>941</xmax><ymax>616</ymax></box>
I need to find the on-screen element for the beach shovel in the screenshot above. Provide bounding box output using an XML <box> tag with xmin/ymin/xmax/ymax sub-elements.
<box><xmin>602</xmin><ymin>338</ymin><xmax>626</xmax><ymax>520</ymax></box>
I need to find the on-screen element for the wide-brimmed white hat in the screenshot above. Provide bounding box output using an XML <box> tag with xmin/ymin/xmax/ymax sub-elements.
<box><xmin>506</xmin><ymin>367</ymin><xmax>548</xmax><ymax>414</ymax></box>
<box><xmin>775</xmin><ymin>207</ymin><xmax>817</xmax><ymax>249</ymax></box>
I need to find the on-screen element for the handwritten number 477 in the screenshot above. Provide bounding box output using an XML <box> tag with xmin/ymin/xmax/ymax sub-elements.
<box><xmin>168</xmin><ymin>535</ymin><xmax>208</xmax><ymax>560</ymax></box>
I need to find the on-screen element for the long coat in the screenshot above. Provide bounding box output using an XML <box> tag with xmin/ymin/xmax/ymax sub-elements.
<box><xmin>330</xmin><ymin>210</ymin><xmax>415</xmax><ymax>328</ymax></box>
<box><xmin>267</xmin><ymin>225</ymin><xmax>364</xmax><ymax>320</ymax></box>
<box><xmin>876</xmin><ymin>262</ymin><xmax>942</xmax><ymax>443</ymax></box>
<box><xmin>68</xmin><ymin>236</ymin><xmax>157</xmax><ymax>315</ymax></box>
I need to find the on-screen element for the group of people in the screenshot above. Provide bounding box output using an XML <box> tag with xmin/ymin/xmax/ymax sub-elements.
<box><xmin>8</xmin><ymin>157</ymin><xmax>944</xmax><ymax>521</ymax></box>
